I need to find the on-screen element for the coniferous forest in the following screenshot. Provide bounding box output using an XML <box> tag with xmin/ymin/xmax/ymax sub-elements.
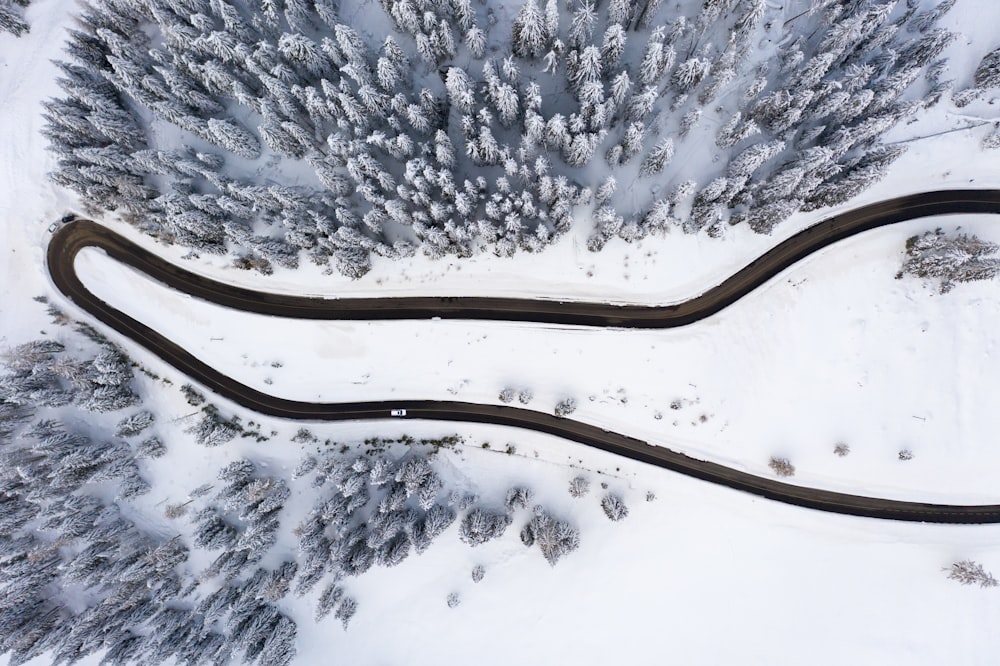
<box><xmin>0</xmin><ymin>311</ymin><xmax>593</xmax><ymax>665</ymax></box>
<box><xmin>43</xmin><ymin>0</ymin><xmax>996</xmax><ymax>277</ymax></box>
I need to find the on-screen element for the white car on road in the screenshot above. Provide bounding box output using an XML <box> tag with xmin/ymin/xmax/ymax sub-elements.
<box><xmin>390</xmin><ymin>409</ymin><xmax>407</xmax><ymax>417</ymax></box>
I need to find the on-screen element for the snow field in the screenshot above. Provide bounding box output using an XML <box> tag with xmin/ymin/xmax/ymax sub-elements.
<box><xmin>75</xmin><ymin>210</ymin><xmax>1000</xmax><ymax>503</ymax></box>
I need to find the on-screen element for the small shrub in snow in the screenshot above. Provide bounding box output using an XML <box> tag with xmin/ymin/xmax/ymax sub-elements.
<box><xmin>898</xmin><ymin>449</ymin><xmax>914</xmax><ymax>461</ymax></box>
<box><xmin>180</xmin><ymin>384</ymin><xmax>205</xmax><ymax>406</ymax></box>
<box><xmin>498</xmin><ymin>387</ymin><xmax>516</xmax><ymax>403</ymax></box>
<box><xmin>768</xmin><ymin>457</ymin><xmax>796</xmax><ymax>477</ymax></box>
<box><xmin>471</xmin><ymin>564</ymin><xmax>485</xmax><ymax>583</ymax></box>
<box><xmin>164</xmin><ymin>502</ymin><xmax>191</xmax><ymax>519</ymax></box>
<box><xmin>601</xmin><ymin>493</ymin><xmax>629</xmax><ymax>521</ymax></box>
<box><xmin>946</xmin><ymin>560</ymin><xmax>998</xmax><ymax>588</ymax></box>
<box><xmin>518</xmin><ymin>389</ymin><xmax>534</xmax><ymax>405</ymax></box>
<box><xmin>554</xmin><ymin>398</ymin><xmax>577</xmax><ymax>417</ymax></box>
<box><xmin>646</xmin><ymin>491</ymin><xmax>656</xmax><ymax>502</ymax></box>
<box><xmin>569</xmin><ymin>476</ymin><xmax>590</xmax><ymax>498</ymax></box>
<box><xmin>834</xmin><ymin>443</ymin><xmax>850</xmax><ymax>457</ymax></box>
<box><xmin>446</xmin><ymin>592</ymin><xmax>461</xmax><ymax>608</ymax></box>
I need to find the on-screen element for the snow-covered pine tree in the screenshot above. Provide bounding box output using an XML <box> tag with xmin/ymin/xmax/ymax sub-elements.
<box><xmin>639</xmin><ymin>138</ymin><xmax>674</xmax><ymax>177</ymax></box>
<box><xmin>0</xmin><ymin>2</ymin><xmax>29</xmax><ymax>37</ymax></box>
<box><xmin>512</xmin><ymin>0</ymin><xmax>548</xmax><ymax>60</ymax></box>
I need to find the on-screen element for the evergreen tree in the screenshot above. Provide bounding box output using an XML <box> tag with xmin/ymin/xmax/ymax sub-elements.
<box><xmin>0</xmin><ymin>4</ymin><xmax>29</xmax><ymax>37</ymax></box>
<box><xmin>639</xmin><ymin>138</ymin><xmax>674</xmax><ymax>177</ymax></box>
<box><xmin>206</xmin><ymin>117</ymin><xmax>262</xmax><ymax>160</ymax></box>
<box><xmin>975</xmin><ymin>46</ymin><xmax>1000</xmax><ymax>90</ymax></box>
<box><xmin>512</xmin><ymin>0</ymin><xmax>547</xmax><ymax>59</ymax></box>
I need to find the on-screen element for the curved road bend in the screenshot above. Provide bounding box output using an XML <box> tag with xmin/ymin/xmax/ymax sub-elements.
<box><xmin>47</xmin><ymin>189</ymin><xmax>1000</xmax><ymax>523</ymax></box>
<box><xmin>50</xmin><ymin>190</ymin><xmax>1000</xmax><ymax>327</ymax></box>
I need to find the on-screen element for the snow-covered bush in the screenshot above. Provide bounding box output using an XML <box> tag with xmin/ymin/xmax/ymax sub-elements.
<box><xmin>554</xmin><ymin>397</ymin><xmax>577</xmax><ymax>417</ymax></box>
<box><xmin>768</xmin><ymin>456</ymin><xmax>796</xmax><ymax>477</ymax></box>
<box><xmin>568</xmin><ymin>475</ymin><xmax>590</xmax><ymax>498</ymax></box>
<box><xmin>946</xmin><ymin>560</ymin><xmax>998</xmax><ymax>588</ymax></box>
<box><xmin>601</xmin><ymin>493</ymin><xmax>629</xmax><ymax>521</ymax></box>
<box><xmin>897</xmin><ymin>229</ymin><xmax>1000</xmax><ymax>293</ymax></box>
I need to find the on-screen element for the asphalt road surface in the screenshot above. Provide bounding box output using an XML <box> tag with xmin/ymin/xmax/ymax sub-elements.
<box><xmin>46</xmin><ymin>190</ymin><xmax>1000</xmax><ymax>523</ymax></box>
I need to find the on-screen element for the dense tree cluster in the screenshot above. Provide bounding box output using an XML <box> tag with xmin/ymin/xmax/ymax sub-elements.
<box><xmin>43</xmin><ymin>0</ymin><xmax>969</xmax><ymax>277</ymax></box>
<box><xmin>897</xmin><ymin>228</ymin><xmax>1000</xmax><ymax>293</ymax></box>
<box><xmin>520</xmin><ymin>506</ymin><xmax>580</xmax><ymax>565</ymax></box>
<box><xmin>0</xmin><ymin>337</ymin><xmax>138</xmax><ymax>413</ymax></box>
<box><xmin>0</xmin><ymin>337</ymin><xmax>297</xmax><ymax>666</ymax></box>
<box><xmin>292</xmin><ymin>444</ymin><xmax>457</xmax><ymax>620</ymax></box>
<box><xmin>1</xmin><ymin>323</ymin><xmax>602</xmax><ymax>661</ymax></box>
<box><xmin>194</xmin><ymin>460</ymin><xmax>291</xmax><ymax>581</ymax></box>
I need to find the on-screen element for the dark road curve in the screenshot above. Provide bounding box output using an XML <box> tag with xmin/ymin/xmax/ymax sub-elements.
<box><xmin>46</xmin><ymin>189</ymin><xmax>1000</xmax><ymax>523</ymax></box>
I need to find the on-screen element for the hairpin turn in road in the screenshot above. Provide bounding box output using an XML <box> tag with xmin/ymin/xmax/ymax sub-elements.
<box><xmin>46</xmin><ymin>189</ymin><xmax>1000</xmax><ymax>523</ymax></box>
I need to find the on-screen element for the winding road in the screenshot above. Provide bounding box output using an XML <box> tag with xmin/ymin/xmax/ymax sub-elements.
<box><xmin>47</xmin><ymin>189</ymin><xmax>1000</xmax><ymax>523</ymax></box>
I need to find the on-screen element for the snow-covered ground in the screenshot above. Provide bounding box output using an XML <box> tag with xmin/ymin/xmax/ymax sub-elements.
<box><xmin>6</xmin><ymin>1</ymin><xmax>1000</xmax><ymax>665</ymax></box>
<box><xmin>76</xmin><ymin>211</ymin><xmax>1000</xmax><ymax>503</ymax></box>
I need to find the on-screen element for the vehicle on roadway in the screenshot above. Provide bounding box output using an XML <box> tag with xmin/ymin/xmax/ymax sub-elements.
<box><xmin>390</xmin><ymin>409</ymin><xmax>406</xmax><ymax>417</ymax></box>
